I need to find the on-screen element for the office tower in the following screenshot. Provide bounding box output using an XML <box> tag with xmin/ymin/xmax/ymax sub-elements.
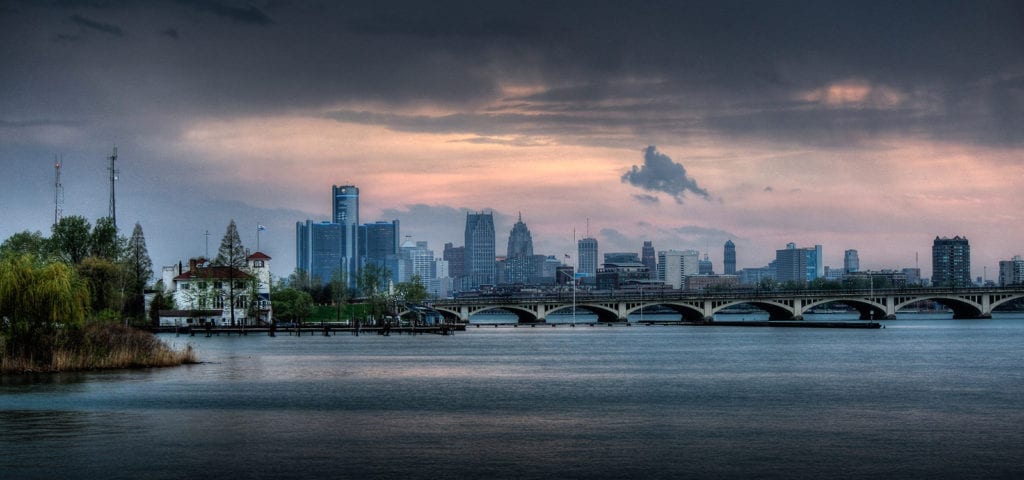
<box><xmin>464</xmin><ymin>212</ymin><xmax>496</xmax><ymax>288</ymax></box>
<box><xmin>642</xmin><ymin>241</ymin><xmax>657</xmax><ymax>278</ymax></box>
<box><xmin>932</xmin><ymin>236</ymin><xmax>970</xmax><ymax>288</ymax></box>
<box><xmin>844</xmin><ymin>249</ymin><xmax>860</xmax><ymax>273</ymax></box>
<box><xmin>657</xmin><ymin>249</ymin><xmax>699</xmax><ymax>289</ymax></box>
<box><xmin>360</xmin><ymin>220</ymin><xmax>400</xmax><ymax>267</ymax></box>
<box><xmin>331</xmin><ymin>185</ymin><xmax>359</xmax><ymax>283</ymax></box>
<box><xmin>699</xmin><ymin>253</ymin><xmax>713</xmax><ymax>275</ymax></box>
<box><xmin>505</xmin><ymin>214</ymin><xmax>535</xmax><ymax>284</ymax></box>
<box><xmin>998</xmin><ymin>256</ymin><xmax>1024</xmax><ymax>286</ymax></box>
<box><xmin>775</xmin><ymin>243</ymin><xmax>822</xmax><ymax>284</ymax></box>
<box><xmin>295</xmin><ymin>220</ymin><xmax>343</xmax><ymax>286</ymax></box>
<box><xmin>400</xmin><ymin>239</ymin><xmax>435</xmax><ymax>283</ymax></box>
<box><xmin>578</xmin><ymin>237</ymin><xmax>599</xmax><ymax>279</ymax></box>
<box><xmin>443</xmin><ymin>243</ymin><xmax>465</xmax><ymax>280</ymax></box>
<box><xmin>604</xmin><ymin>252</ymin><xmax>640</xmax><ymax>264</ymax></box>
<box><xmin>723</xmin><ymin>240</ymin><xmax>736</xmax><ymax>275</ymax></box>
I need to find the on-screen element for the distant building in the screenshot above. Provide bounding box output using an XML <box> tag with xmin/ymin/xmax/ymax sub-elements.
<box><xmin>723</xmin><ymin>240</ymin><xmax>736</xmax><ymax>275</ymax></box>
<box><xmin>775</xmin><ymin>243</ymin><xmax>822</xmax><ymax>284</ymax></box>
<box><xmin>295</xmin><ymin>220</ymin><xmax>342</xmax><ymax>285</ymax></box>
<box><xmin>658</xmin><ymin>249</ymin><xmax>699</xmax><ymax>289</ymax></box>
<box><xmin>331</xmin><ymin>185</ymin><xmax>360</xmax><ymax>283</ymax></box>
<box><xmin>464</xmin><ymin>212</ymin><xmax>496</xmax><ymax>289</ymax></box>
<box><xmin>738</xmin><ymin>267</ymin><xmax>770</xmax><ymax>286</ymax></box>
<box><xmin>598</xmin><ymin>261</ymin><xmax>651</xmax><ymax>288</ymax></box>
<box><xmin>685</xmin><ymin>274</ymin><xmax>738</xmax><ymax>292</ymax></box>
<box><xmin>902</xmin><ymin>267</ymin><xmax>922</xmax><ymax>286</ymax></box>
<box><xmin>504</xmin><ymin>213</ymin><xmax>535</xmax><ymax>284</ymax></box>
<box><xmin>999</xmin><ymin>256</ymin><xmax>1024</xmax><ymax>286</ymax></box>
<box><xmin>844</xmin><ymin>249</ymin><xmax>859</xmax><ymax>273</ymax></box>
<box><xmin>605</xmin><ymin>252</ymin><xmax>640</xmax><ymax>264</ymax></box>
<box><xmin>932</xmin><ymin>236</ymin><xmax>971</xmax><ymax>288</ymax></box>
<box><xmin>699</xmin><ymin>253</ymin><xmax>713</xmax><ymax>275</ymax></box>
<box><xmin>443</xmin><ymin>243</ymin><xmax>465</xmax><ymax>281</ymax></box>
<box><xmin>642</xmin><ymin>241</ymin><xmax>657</xmax><ymax>279</ymax></box>
<box><xmin>578</xmin><ymin>237</ymin><xmax>599</xmax><ymax>281</ymax></box>
<box><xmin>359</xmin><ymin>220</ymin><xmax>400</xmax><ymax>272</ymax></box>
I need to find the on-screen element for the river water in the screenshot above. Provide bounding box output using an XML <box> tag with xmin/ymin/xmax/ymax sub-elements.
<box><xmin>2</xmin><ymin>316</ymin><xmax>1023</xmax><ymax>479</ymax></box>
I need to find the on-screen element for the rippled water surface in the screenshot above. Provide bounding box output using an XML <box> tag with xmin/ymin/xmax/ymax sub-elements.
<box><xmin>2</xmin><ymin>317</ymin><xmax>1023</xmax><ymax>479</ymax></box>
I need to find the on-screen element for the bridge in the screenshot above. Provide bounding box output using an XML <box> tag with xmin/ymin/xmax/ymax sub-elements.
<box><xmin>425</xmin><ymin>287</ymin><xmax>1024</xmax><ymax>323</ymax></box>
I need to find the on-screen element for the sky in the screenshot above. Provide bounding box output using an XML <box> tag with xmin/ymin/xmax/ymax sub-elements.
<box><xmin>1</xmin><ymin>0</ymin><xmax>1022</xmax><ymax>281</ymax></box>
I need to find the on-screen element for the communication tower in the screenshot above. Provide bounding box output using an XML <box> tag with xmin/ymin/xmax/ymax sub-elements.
<box><xmin>54</xmin><ymin>156</ymin><xmax>64</xmax><ymax>227</ymax></box>
<box><xmin>108</xmin><ymin>146</ymin><xmax>119</xmax><ymax>229</ymax></box>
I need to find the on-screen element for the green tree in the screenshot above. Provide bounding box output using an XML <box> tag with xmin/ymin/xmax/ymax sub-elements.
<box><xmin>357</xmin><ymin>263</ymin><xmax>391</xmax><ymax>324</ymax></box>
<box><xmin>270</xmin><ymin>287</ymin><xmax>313</xmax><ymax>324</ymax></box>
<box><xmin>90</xmin><ymin>217</ymin><xmax>123</xmax><ymax>260</ymax></box>
<box><xmin>394</xmin><ymin>274</ymin><xmax>428</xmax><ymax>324</ymax></box>
<box><xmin>0</xmin><ymin>230</ymin><xmax>49</xmax><ymax>259</ymax></box>
<box><xmin>0</xmin><ymin>254</ymin><xmax>90</xmax><ymax>361</ymax></box>
<box><xmin>148</xmin><ymin>280</ymin><xmax>174</xmax><ymax>326</ymax></box>
<box><xmin>50</xmin><ymin>216</ymin><xmax>91</xmax><ymax>264</ymax></box>
<box><xmin>330</xmin><ymin>268</ymin><xmax>348</xmax><ymax>324</ymax></box>
<box><xmin>77</xmin><ymin>256</ymin><xmax>124</xmax><ymax>317</ymax></box>
<box><xmin>213</xmin><ymin>220</ymin><xmax>247</xmax><ymax>326</ymax></box>
<box><xmin>123</xmin><ymin>223</ymin><xmax>153</xmax><ymax>320</ymax></box>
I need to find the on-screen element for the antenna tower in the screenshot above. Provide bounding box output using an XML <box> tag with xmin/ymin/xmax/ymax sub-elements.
<box><xmin>54</xmin><ymin>156</ymin><xmax>64</xmax><ymax>227</ymax></box>
<box><xmin>108</xmin><ymin>146</ymin><xmax>119</xmax><ymax>229</ymax></box>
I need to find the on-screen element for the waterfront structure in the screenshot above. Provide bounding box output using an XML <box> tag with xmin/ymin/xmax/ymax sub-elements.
<box><xmin>657</xmin><ymin>249</ymin><xmax>699</xmax><ymax>289</ymax></box>
<box><xmin>578</xmin><ymin>237</ymin><xmax>599</xmax><ymax>280</ymax></box>
<box><xmin>723</xmin><ymin>240</ymin><xmax>736</xmax><ymax>275</ymax></box>
<box><xmin>999</xmin><ymin>256</ymin><xmax>1024</xmax><ymax>286</ymax></box>
<box><xmin>775</xmin><ymin>243</ymin><xmax>822</xmax><ymax>284</ymax></box>
<box><xmin>331</xmin><ymin>185</ymin><xmax>360</xmax><ymax>283</ymax></box>
<box><xmin>844</xmin><ymin>249</ymin><xmax>860</xmax><ymax>273</ymax></box>
<box><xmin>932</xmin><ymin>236</ymin><xmax>971</xmax><ymax>288</ymax></box>
<box><xmin>159</xmin><ymin>253</ymin><xmax>273</xmax><ymax>326</ymax></box>
<box><xmin>464</xmin><ymin>212</ymin><xmax>496</xmax><ymax>289</ymax></box>
<box><xmin>295</xmin><ymin>220</ymin><xmax>342</xmax><ymax>285</ymax></box>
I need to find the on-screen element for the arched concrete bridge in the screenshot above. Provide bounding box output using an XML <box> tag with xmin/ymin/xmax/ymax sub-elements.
<box><xmin>427</xmin><ymin>287</ymin><xmax>1024</xmax><ymax>323</ymax></box>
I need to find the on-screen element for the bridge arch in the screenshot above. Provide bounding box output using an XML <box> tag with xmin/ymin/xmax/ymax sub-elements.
<box><xmin>893</xmin><ymin>296</ymin><xmax>983</xmax><ymax>319</ymax></box>
<box><xmin>547</xmin><ymin>303</ymin><xmax>621</xmax><ymax>323</ymax></box>
<box><xmin>432</xmin><ymin>307</ymin><xmax>462</xmax><ymax>323</ymax></box>
<box><xmin>625</xmin><ymin>301</ymin><xmax>705</xmax><ymax>322</ymax></box>
<box><xmin>801</xmin><ymin>298</ymin><xmax>887</xmax><ymax>320</ymax></box>
<box><xmin>468</xmin><ymin>305</ymin><xmax>540</xmax><ymax>323</ymax></box>
<box><xmin>709</xmin><ymin>300</ymin><xmax>798</xmax><ymax>321</ymax></box>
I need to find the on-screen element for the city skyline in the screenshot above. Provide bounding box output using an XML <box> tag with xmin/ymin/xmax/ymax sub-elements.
<box><xmin>1</xmin><ymin>1</ymin><xmax>1022</xmax><ymax>280</ymax></box>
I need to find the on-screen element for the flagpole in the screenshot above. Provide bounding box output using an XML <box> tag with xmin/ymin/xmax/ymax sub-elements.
<box><xmin>257</xmin><ymin>225</ymin><xmax>260</xmax><ymax>252</ymax></box>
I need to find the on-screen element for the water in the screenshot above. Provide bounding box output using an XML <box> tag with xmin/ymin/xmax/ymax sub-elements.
<box><xmin>2</xmin><ymin>317</ymin><xmax>1024</xmax><ymax>479</ymax></box>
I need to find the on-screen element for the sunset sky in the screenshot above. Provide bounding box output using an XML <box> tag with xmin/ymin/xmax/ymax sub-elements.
<box><xmin>1</xmin><ymin>0</ymin><xmax>1022</xmax><ymax>280</ymax></box>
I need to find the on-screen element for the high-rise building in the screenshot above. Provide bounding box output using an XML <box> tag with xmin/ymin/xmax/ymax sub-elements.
<box><xmin>464</xmin><ymin>212</ymin><xmax>495</xmax><ymax>288</ymax></box>
<box><xmin>578</xmin><ymin>237</ymin><xmax>599</xmax><ymax>279</ymax></box>
<box><xmin>998</xmin><ymin>255</ymin><xmax>1024</xmax><ymax>286</ymax></box>
<box><xmin>699</xmin><ymin>253</ymin><xmax>713</xmax><ymax>275</ymax></box>
<box><xmin>775</xmin><ymin>243</ymin><xmax>822</xmax><ymax>284</ymax></box>
<box><xmin>443</xmin><ymin>243</ymin><xmax>465</xmax><ymax>281</ymax></box>
<box><xmin>723</xmin><ymin>240</ymin><xmax>736</xmax><ymax>275</ymax></box>
<box><xmin>400</xmin><ymin>239</ymin><xmax>434</xmax><ymax>283</ymax></box>
<box><xmin>331</xmin><ymin>185</ymin><xmax>359</xmax><ymax>283</ymax></box>
<box><xmin>932</xmin><ymin>236</ymin><xmax>970</xmax><ymax>288</ymax></box>
<box><xmin>844</xmin><ymin>249</ymin><xmax>860</xmax><ymax>273</ymax></box>
<box><xmin>604</xmin><ymin>252</ymin><xmax>640</xmax><ymax>264</ymax></box>
<box><xmin>504</xmin><ymin>214</ymin><xmax>535</xmax><ymax>284</ymax></box>
<box><xmin>642</xmin><ymin>241</ymin><xmax>657</xmax><ymax>278</ymax></box>
<box><xmin>295</xmin><ymin>220</ymin><xmax>343</xmax><ymax>286</ymax></box>
<box><xmin>359</xmin><ymin>220</ymin><xmax>399</xmax><ymax>271</ymax></box>
<box><xmin>657</xmin><ymin>249</ymin><xmax>699</xmax><ymax>289</ymax></box>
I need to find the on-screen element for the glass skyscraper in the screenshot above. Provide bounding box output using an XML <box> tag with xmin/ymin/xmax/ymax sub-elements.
<box><xmin>723</xmin><ymin>240</ymin><xmax>736</xmax><ymax>275</ymax></box>
<box><xmin>331</xmin><ymin>185</ymin><xmax>359</xmax><ymax>283</ymax></box>
<box><xmin>295</xmin><ymin>220</ymin><xmax>343</xmax><ymax>285</ymax></box>
<box><xmin>578</xmin><ymin>237</ymin><xmax>599</xmax><ymax>279</ymax></box>
<box><xmin>464</xmin><ymin>212</ymin><xmax>495</xmax><ymax>288</ymax></box>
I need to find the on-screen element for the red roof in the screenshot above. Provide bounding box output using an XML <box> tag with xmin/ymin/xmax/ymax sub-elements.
<box><xmin>248</xmin><ymin>251</ymin><xmax>271</xmax><ymax>260</ymax></box>
<box><xmin>174</xmin><ymin>266</ymin><xmax>253</xmax><ymax>281</ymax></box>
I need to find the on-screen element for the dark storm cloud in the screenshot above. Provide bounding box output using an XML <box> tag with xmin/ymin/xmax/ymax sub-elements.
<box><xmin>174</xmin><ymin>0</ymin><xmax>272</xmax><ymax>25</ymax></box>
<box><xmin>160</xmin><ymin>27</ymin><xmax>179</xmax><ymax>39</ymax></box>
<box><xmin>69</xmin><ymin>13</ymin><xmax>123</xmax><ymax>36</ymax></box>
<box><xmin>622</xmin><ymin>146</ymin><xmax>710</xmax><ymax>204</ymax></box>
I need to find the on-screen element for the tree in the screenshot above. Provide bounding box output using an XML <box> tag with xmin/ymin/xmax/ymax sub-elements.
<box><xmin>356</xmin><ymin>263</ymin><xmax>391</xmax><ymax>324</ymax></box>
<box><xmin>270</xmin><ymin>287</ymin><xmax>313</xmax><ymax>324</ymax></box>
<box><xmin>90</xmin><ymin>217</ymin><xmax>123</xmax><ymax>260</ymax></box>
<box><xmin>77</xmin><ymin>256</ymin><xmax>124</xmax><ymax>317</ymax></box>
<box><xmin>394</xmin><ymin>274</ymin><xmax>428</xmax><ymax>324</ymax></box>
<box><xmin>0</xmin><ymin>231</ymin><xmax>49</xmax><ymax>260</ymax></box>
<box><xmin>213</xmin><ymin>220</ymin><xmax>247</xmax><ymax>326</ymax></box>
<box><xmin>330</xmin><ymin>268</ymin><xmax>348</xmax><ymax>324</ymax></box>
<box><xmin>148</xmin><ymin>280</ymin><xmax>174</xmax><ymax>326</ymax></box>
<box><xmin>123</xmin><ymin>223</ymin><xmax>153</xmax><ymax>320</ymax></box>
<box><xmin>50</xmin><ymin>216</ymin><xmax>91</xmax><ymax>264</ymax></box>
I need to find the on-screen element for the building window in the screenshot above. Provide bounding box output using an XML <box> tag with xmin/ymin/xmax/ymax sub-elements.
<box><xmin>253</xmin><ymin>260</ymin><xmax>264</xmax><ymax>268</ymax></box>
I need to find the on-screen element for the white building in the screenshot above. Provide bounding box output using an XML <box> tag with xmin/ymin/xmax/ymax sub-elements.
<box><xmin>657</xmin><ymin>249</ymin><xmax>699</xmax><ymax>289</ymax></box>
<box><xmin>158</xmin><ymin>252</ymin><xmax>273</xmax><ymax>327</ymax></box>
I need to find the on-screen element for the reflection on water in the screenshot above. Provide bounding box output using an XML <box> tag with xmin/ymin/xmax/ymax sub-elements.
<box><xmin>2</xmin><ymin>317</ymin><xmax>1024</xmax><ymax>479</ymax></box>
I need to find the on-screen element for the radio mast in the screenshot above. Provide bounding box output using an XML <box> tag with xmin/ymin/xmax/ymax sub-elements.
<box><xmin>54</xmin><ymin>156</ymin><xmax>64</xmax><ymax>227</ymax></box>
<box><xmin>108</xmin><ymin>146</ymin><xmax>119</xmax><ymax>229</ymax></box>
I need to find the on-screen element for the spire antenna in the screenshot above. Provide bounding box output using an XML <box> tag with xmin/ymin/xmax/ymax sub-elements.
<box><xmin>54</xmin><ymin>156</ymin><xmax>63</xmax><ymax>227</ymax></box>
<box><xmin>108</xmin><ymin>146</ymin><xmax>119</xmax><ymax>229</ymax></box>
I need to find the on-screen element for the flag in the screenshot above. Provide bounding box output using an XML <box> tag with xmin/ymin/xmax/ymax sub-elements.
<box><xmin>258</xmin><ymin>225</ymin><xmax>267</xmax><ymax>231</ymax></box>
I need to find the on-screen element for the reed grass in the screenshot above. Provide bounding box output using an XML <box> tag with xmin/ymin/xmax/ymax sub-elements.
<box><xmin>1</xmin><ymin>324</ymin><xmax>197</xmax><ymax>374</ymax></box>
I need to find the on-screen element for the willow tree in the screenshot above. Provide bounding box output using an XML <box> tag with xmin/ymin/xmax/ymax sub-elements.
<box><xmin>213</xmin><ymin>220</ymin><xmax>247</xmax><ymax>326</ymax></box>
<box><xmin>0</xmin><ymin>254</ymin><xmax>89</xmax><ymax>360</ymax></box>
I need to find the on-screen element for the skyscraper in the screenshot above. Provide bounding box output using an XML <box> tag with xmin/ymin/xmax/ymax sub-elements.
<box><xmin>578</xmin><ymin>237</ymin><xmax>598</xmax><ymax>279</ymax></box>
<box><xmin>844</xmin><ymin>249</ymin><xmax>860</xmax><ymax>273</ymax></box>
<box><xmin>464</xmin><ymin>212</ymin><xmax>495</xmax><ymax>288</ymax></box>
<box><xmin>723</xmin><ymin>240</ymin><xmax>736</xmax><ymax>275</ymax></box>
<box><xmin>331</xmin><ymin>185</ymin><xmax>359</xmax><ymax>283</ymax></box>
<box><xmin>359</xmin><ymin>220</ymin><xmax>399</xmax><ymax>272</ymax></box>
<box><xmin>998</xmin><ymin>256</ymin><xmax>1024</xmax><ymax>286</ymax></box>
<box><xmin>657</xmin><ymin>249</ymin><xmax>699</xmax><ymax>289</ymax></box>
<box><xmin>642</xmin><ymin>241</ymin><xmax>657</xmax><ymax>278</ymax></box>
<box><xmin>932</xmin><ymin>236</ymin><xmax>970</xmax><ymax>288</ymax></box>
<box><xmin>295</xmin><ymin>220</ymin><xmax>343</xmax><ymax>285</ymax></box>
<box><xmin>775</xmin><ymin>243</ymin><xmax>822</xmax><ymax>284</ymax></box>
<box><xmin>505</xmin><ymin>213</ymin><xmax>535</xmax><ymax>284</ymax></box>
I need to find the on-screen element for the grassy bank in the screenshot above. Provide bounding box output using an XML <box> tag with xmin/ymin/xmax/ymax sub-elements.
<box><xmin>1</xmin><ymin>323</ymin><xmax>197</xmax><ymax>374</ymax></box>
